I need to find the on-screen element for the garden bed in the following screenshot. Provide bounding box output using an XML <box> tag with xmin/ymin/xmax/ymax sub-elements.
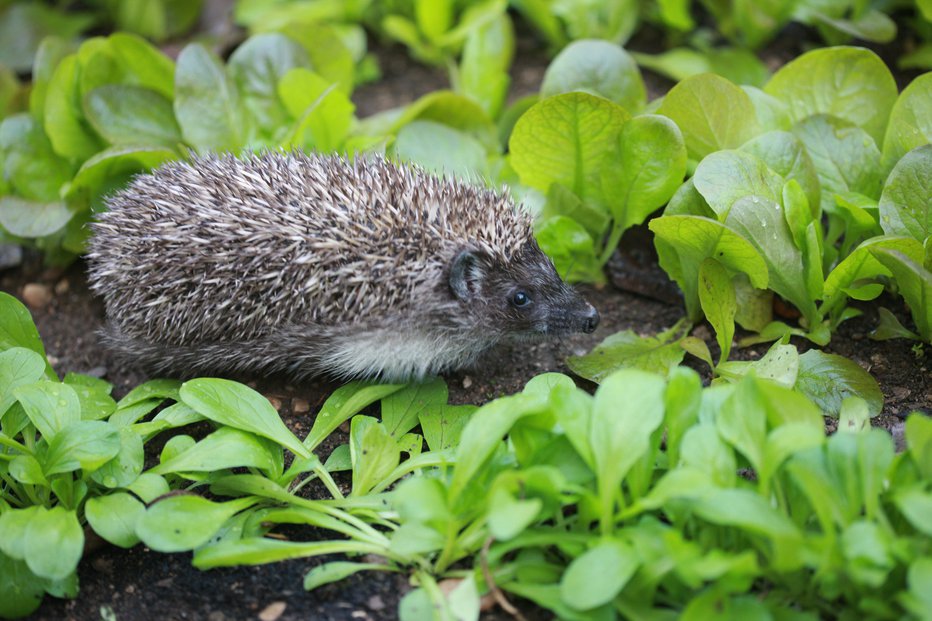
<box><xmin>2</xmin><ymin>4</ymin><xmax>931</xmax><ymax>620</ymax></box>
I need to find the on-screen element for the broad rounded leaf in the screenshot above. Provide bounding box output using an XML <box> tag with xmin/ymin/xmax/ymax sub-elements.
<box><xmin>510</xmin><ymin>92</ymin><xmax>629</xmax><ymax>204</ymax></box>
<box><xmin>879</xmin><ymin>145</ymin><xmax>932</xmax><ymax>242</ymax></box>
<box><xmin>174</xmin><ymin>43</ymin><xmax>248</xmax><ymax>151</ymax></box>
<box><xmin>179</xmin><ymin>378</ymin><xmax>310</xmax><ymax>458</ymax></box>
<box><xmin>86</xmin><ymin>492</ymin><xmax>145</xmax><ymax>548</ymax></box>
<box><xmin>24</xmin><ymin>507</ymin><xmax>83</xmax><ymax>581</ymax></box>
<box><xmin>658</xmin><ymin>73</ymin><xmax>760</xmax><ymax>160</ymax></box>
<box><xmin>136</xmin><ymin>495</ymin><xmax>255</xmax><ymax>552</ymax></box>
<box><xmin>0</xmin><ymin>197</ymin><xmax>72</xmax><ymax>238</ymax></box>
<box><xmin>392</xmin><ymin>120</ymin><xmax>487</xmax><ymax>179</ymax></box>
<box><xmin>764</xmin><ymin>46</ymin><xmax>897</xmax><ymax>146</ymax></box>
<box><xmin>603</xmin><ymin>114</ymin><xmax>687</xmax><ymax>229</ymax></box>
<box><xmin>541</xmin><ymin>39</ymin><xmax>645</xmax><ymax>113</ymax></box>
<box><xmin>796</xmin><ymin>350</ymin><xmax>883</xmax><ymax>417</ymax></box>
<box><xmin>560</xmin><ymin>539</ymin><xmax>639</xmax><ymax>610</ymax></box>
<box><xmin>14</xmin><ymin>380</ymin><xmax>80</xmax><ymax>440</ymax></box>
<box><xmin>83</xmin><ymin>84</ymin><xmax>181</xmax><ymax>148</ymax></box>
<box><xmin>882</xmin><ymin>73</ymin><xmax>932</xmax><ymax>170</ymax></box>
<box><xmin>692</xmin><ymin>149</ymin><xmax>784</xmax><ymax>218</ymax></box>
<box><xmin>44</xmin><ymin>420</ymin><xmax>121</xmax><ymax>475</ymax></box>
<box><xmin>792</xmin><ymin>115</ymin><xmax>882</xmax><ymax>211</ymax></box>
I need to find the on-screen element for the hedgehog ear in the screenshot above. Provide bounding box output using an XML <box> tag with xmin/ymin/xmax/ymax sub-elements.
<box><xmin>450</xmin><ymin>249</ymin><xmax>486</xmax><ymax>301</ymax></box>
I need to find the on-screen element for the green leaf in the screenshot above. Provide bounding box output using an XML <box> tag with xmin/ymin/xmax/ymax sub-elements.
<box><xmin>717</xmin><ymin>342</ymin><xmax>799</xmax><ymax>387</ymax></box>
<box><xmin>279</xmin><ymin>24</ymin><xmax>355</xmax><ymax>94</ymax></box>
<box><xmin>691</xmin><ymin>488</ymin><xmax>803</xmax><ymax>571</ymax></box>
<box><xmin>0</xmin><ymin>294</ymin><xmax>47</xmax><ymax>360</ymax></box>
<box><xmin>83</xmin><ymin>84</ymin><xmax>182</xmax><ymax>148</ymax></box>
<box><xmin>68</xmin><ymin>146</ymin><xmax>176</xmax><ymax>210</ymax></box>
<box><xmin>117</xmin><ymin>378</ymin><xmax>181</xmax><ymax>408</ymax></box>
<box><xmin>795</xmin><ymin>350</ymin><xmax>882</xmax><ymax>417</ymax></box>
<box><xmin>0</xmin><ymin>552</ymin><xmax>46</xmax><ymax>618</ymax></box>
<box><xmin>602</xmin><ymin>114</ymin><xmax>687</xmax><ymax>231</ymax></box>
<box><xmin>0</xmin><ymin>347</ymin><xmax>47</xmax><ymax>417</ymax></box>
<box><xmin>650</xmin><ymin>215</ymin><xmax>768</xmax><ymax>321</ymax></box>
<box><xmin>560</xmin><ymin>539</ymin><xmax>639</xmax><ymax>610</ymax></box>
<box><xmin>535</xmin><ymin>215</ymin><xmax>604</xmax><ymax>283</ymax></box>
<box><xmin>0</xmin><ymin>3</ymin><xmax>91</xmax><ymax>72</ymax></box>
<box><xmin>174</xmin><ymin>44</ymin><xmax>247</xmax><ymax>151</ymax></box>
<box><xmin>724</xmin><ymin>195</ymin><xmax>818</xmax><ymax>325</ymax></box>
<box><xmin>0</xmin><ymin>113</ymin><xmax>74</xmax><ymax>201</ymax></box>
<box><xmin>90</xmin><ymin>426</ymin><xmax>144</xmax><ymax>488</ymax></box>
<box><xmin>590</xmin><ymin>370</ymin><xmax>666</xmax><ymax>528</ymax></box>
<box><xmin>692</xmin><ymin>149</ymin><xmax>784</xmax><ymax>218</ymax></box>
<box><xmin>449</xmin><ymin>392</ymin><xmax>545</xmax><ymax>501</ymax></box>
<box><xmin>44</xmin><ymin>420</ymin><xmax>121</xmax><ymax>475</ymax></box>
<box><xmin>822</xmin><ymin>236</ymin><xmax>923</xmax><ymax>316</ymax></box>
<box><xmin>870</xmin><ymin>248</ymin><xmax>932</xmax><ymax>341</ymax></box>
<box><xmin>634</xmin><ymin>46</ymin><xmax>769</xmax><ymax>87</ymax></box>
<box><xmin>906</xmin><ymin>414</ymin><xmax>932</xmax><ymax>480</ymax></box>
<box><xmin>195</xmin><ymin>537</ymin><xmax>374</xmax><ymax>569</ymax></box>
<box><xmin>228</xmin><ymin>33</ymin><xmax>310</xmax><ymax>141</ymax></box>
<box><xmin>699</xmin><ymin>258</ymin><xmax>736</xmax><ymax>364</ymax></box>
<box><xmin>381</xmin><ymin>378</ymin><xmax>447</xmax><ymax>439</ymax></box>
<box><xmin>85</xmin><ymin>493</ymin><xmax>145</xmax><ymax>548</ymax></box>
<box><xmin>24</xmin><ymin>507</ymin><xmax>83</xmax><ymax>581</ymax></box>
<box><xmin>0</xmin><ymin>198</ymin><xmax>73</xmax><ymax>239</ymax></box>
<box><xmin>416</xmin><ymin>0</ymin><xmax>454</xmax><ymax>40</ymax></box>
<box><xmin>717</xmin><ymin>377</ymin><xmax>768</xmax><ymax>471</ymax></box>
<box><xmin>391</xmin><ymin>120</ymin><xmax>488</xmax><ymax>178</ymax></box>
<box><xmin>764</xmin><ymin>46</ymin><xmax>897</xmax><ymax>146</ymax></box>
<box><xmin>792</xmin><ymin>115</ymin><xmax>883</xmax><ymax>212</ymax></box>
<box><xmin>350</xmin><ymin>416</ymin><xmax>400</xmax><ymax>496</ymax></box>
<box><xmin>541</xmin><ymin>39</ymin><xmax>645</xmax><ymax>113</ymax></box>
<box><xmin>179</xmin><ymin>378</ymin><xmax>310</xmax><ymax>458</ymax></box>
<box><xmin>879</xmin><ymin>144</ymin><xmax>932</xmax><ymax>242</ymax></box>
<box><xmin>136</xmin><ymin>495</ymin><xmax>255</xmax><ymax>552</ymax></box>
<box><xmin>459</xmin><ymin>13</ymin><xmax>513</xmax><ymax>118</ymax></box>
<box><xmin>303</xmin><ymin>381</ymin><xmax>404</xmax><ymax>452</ymax></box>
<box><xmin>304</xmin><ymin>561</ymin><xmax>391</xmax><ymax>592</ymax></box>
<box><xmin>566</xmin><ymin>321</ymin><xmax>688</xmax><ymax>382</ymax></box>
<box><xmin>44</xmin><ymin>54</ymin><xmax>104</xmax><ymax>160</ymax></box>
<box><xmin>278</xmin><ymin>67</ymin><xmax>354</xmax><ymax>152</ymax></box>
<box><xmin>902</xmin><ymin>557</ymin><xmax>932</xmax><ymax>620</ymax></box>
<box><xmin>658</xmin><ymin>73</ymin><xmax>761</xmax><ymax>160</ymax></box>
<box><xmin>107</xmin><ymin>33</ymin><xmax>175</xmax><ymax>98</ymax></box>
<box><xmin>126</xmin><ymin>472</ymin><xmax>170</xmax><ymax>503</ymax></box>
<box><xmin>419</xmin><ymin>404</ymin><xmax>475</xmax><ymax>452</ymax></box>
<box><xmin>151</xmin><ymin>427</ymin><xmax>283</xmax><ymax>478</ymax></box>
<box><xmin>510</xmin><ymin>92</ymin><xmax>629</xmax><ymax>205</ymax></box>
<box><xmin>882</xmin><ymin>73</ymin><xmax>932</xmax><ymax>171</ymax></box>
<box><xmin>9</xmin><ymin>454</ymin><xmax>47</xmax><ymax>486</ymax></box>
<box><xmin>14</xmin><ymin>381</ymin><xmax>80</xmax><ymax>440</ymax></box>
<box><xmin>740</xmin><ymin>130</ymin><xmax>821</xmax><ymax>216</ymax></box>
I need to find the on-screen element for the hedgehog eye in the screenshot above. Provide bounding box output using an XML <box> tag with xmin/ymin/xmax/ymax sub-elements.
<box><xmin>511</xmin><ymin>291</ymin><xmax>530</xmax><ymax>307</ymax></box>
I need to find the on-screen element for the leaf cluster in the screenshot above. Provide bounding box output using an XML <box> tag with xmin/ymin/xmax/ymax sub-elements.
<box><xmin>648</xmin><ymin>47</ymin><xmax>932</xmax><ymax>346</ymax></box>
<box><xmin>0</xmin><ymin>30</ymin><xmax>361</xmax><ymax>262</ymax></box>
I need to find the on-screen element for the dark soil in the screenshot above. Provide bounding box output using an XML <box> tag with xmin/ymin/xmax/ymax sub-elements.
<box><xmin>3</xmin><ymin>13</ymin><xmax>930</xmax><ymax>621</ymax></box>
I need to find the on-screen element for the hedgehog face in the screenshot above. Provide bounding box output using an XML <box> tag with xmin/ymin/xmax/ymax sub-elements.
<box><xmin>449</xmin><ymin>243</ymin><xmax>600</xmax><ymax>338</ymax></box>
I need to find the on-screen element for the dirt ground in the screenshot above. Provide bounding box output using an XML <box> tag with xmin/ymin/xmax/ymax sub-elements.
<box><xmin>2</xmin><ymin>14</ymin><xmax>930</xmax><ymax>621</ymax></box>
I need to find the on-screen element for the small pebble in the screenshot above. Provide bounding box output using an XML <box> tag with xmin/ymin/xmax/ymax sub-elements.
<box><xmin>258</xmin><ymin>601</ymin><xmax>286</xmax><ymax>621</ymax></box>
<box><xmin>267</xmin><ymin>397</ymin><xmax>282</xmax><ymax>411</ymax></box>
<box><xmin>292</xmin><ymin>397</ymin><xmax>310</xmax><ymax>413</ymax></box>
<box><xmin>54</xmin><ymin>278</ymin><xmax>70</xmax><ymax>295</ymax></box>
<box><xmin>367</xmin><ymin>595</ymin><xmax>385</xmax><ymax>611</ymax></box>
<box><xmin>22</xmin><ymin>283</ymin><xmax>52</xmax><ymax>309</ymax></box>
<box><xmin>462</xmin><ymin>376</ymin><xmax>473</xmax><ymax>389</ymax></box>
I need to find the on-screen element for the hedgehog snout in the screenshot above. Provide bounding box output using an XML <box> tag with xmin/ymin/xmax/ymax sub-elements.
<box><xmin>581</xmin><ymin>303</ymin><xmax>600</xmax><ymax>333</ymax></box>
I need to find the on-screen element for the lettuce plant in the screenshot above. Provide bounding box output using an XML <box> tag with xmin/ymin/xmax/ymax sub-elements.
<box><xmin>650</xmin><ymin>47</ymin><xmax>932</xmax><ymax>349</ymax></box>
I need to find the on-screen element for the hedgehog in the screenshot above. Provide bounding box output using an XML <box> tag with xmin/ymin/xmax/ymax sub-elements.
<box><xmin>86</xmin><ymin>152</ymin><xmax>600</xmax><ymax>381</ymax></box>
